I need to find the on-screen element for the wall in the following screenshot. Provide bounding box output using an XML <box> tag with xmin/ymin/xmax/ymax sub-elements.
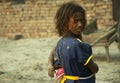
<box><xmin>0</xmin><ymin>0</ymin><xmax>116</xmax><ymax>39</ymax></box>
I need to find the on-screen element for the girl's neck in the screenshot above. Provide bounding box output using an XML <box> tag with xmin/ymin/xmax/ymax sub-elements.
<box><xmin>63</xmin><ymin>32</ymin><xmax>82</xmax><ymax>40</ymax></box>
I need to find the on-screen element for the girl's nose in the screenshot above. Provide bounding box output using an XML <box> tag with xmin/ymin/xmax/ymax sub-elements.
<box><xmin>77</xmin><ymin>21</ymin><xmax>81</xmax><ymax>27</ymax></box>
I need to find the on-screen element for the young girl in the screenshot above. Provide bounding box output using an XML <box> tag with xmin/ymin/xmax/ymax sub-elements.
<box><xmin>48</xmin><ymin>1</ymin><xmax>99</xmax><ymax>83</ymax></box>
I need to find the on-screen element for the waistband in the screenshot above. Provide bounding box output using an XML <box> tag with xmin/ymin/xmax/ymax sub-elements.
<box><xmin>61</xmin><ymin>74</ymin><xmax>93</xmax><ymax>83</ymax></box>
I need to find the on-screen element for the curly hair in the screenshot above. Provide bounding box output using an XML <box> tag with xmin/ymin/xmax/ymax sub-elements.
<box><xmin>55</xmin><ymin>2</ymin><xmax>86</xmax><ymax>36</ymax></box>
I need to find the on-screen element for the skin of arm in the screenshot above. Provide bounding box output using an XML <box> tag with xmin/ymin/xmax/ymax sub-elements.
<box><xmin>48</xmin><ymin>46</ymin><xmax>56</xmax><ymax>77</ymax></box>
<box><xmin>86</xmin><ymin>59</ymin><xmax>99</xmax><ymax>74</ymax></box>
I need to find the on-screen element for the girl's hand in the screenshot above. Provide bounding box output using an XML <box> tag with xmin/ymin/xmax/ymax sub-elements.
<box><xmin>48</xmin><ymin>66</ymin><xmax>55</xmax><ymax>77</ymax></box>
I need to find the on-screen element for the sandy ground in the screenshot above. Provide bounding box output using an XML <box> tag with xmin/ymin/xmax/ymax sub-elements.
<box><xmin>0</xmin><ymin>37</ymin><xmax>120</xmax><ymax>83</ymax></box>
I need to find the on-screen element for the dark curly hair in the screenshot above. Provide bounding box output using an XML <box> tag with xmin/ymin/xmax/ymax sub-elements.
<box><xmin>55</xmin><ymin>2</ymin><xmax>86</xmax><ymax>36</ymax></box>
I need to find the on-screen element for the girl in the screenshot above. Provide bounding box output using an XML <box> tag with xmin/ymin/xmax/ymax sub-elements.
<box><xmin>48</xmin><ymin>1</ymin><xmax>99</xmax><ymax>83</ymax></box>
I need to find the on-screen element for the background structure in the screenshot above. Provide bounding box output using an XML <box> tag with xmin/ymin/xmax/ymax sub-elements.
<box><xmin>0</xmin><ymin>0</ymin><xmax>116</xmax><ymax>39</ymax></box>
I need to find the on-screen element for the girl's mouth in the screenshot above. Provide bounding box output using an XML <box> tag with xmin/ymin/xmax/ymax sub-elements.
<box><xmin>76</xmin><ymin>27</ymin><xmax>82</xmax><ymax>32</ymax></box>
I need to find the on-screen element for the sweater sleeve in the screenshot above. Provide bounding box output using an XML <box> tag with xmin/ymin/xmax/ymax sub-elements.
<box><xmin>75</xmin><ymin>42</ymin><xmax>93</xmax><ymax>66</ymax></box>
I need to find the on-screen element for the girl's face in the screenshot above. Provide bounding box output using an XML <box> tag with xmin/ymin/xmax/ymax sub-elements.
<box><xmin>67</xmin><ymin>12</ymin><xmax>86</xmax><ymax>36</ymax></box>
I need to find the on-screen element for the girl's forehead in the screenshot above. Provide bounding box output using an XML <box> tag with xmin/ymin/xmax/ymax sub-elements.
<box><xmin>73</xmin><ymin>12</ymin><xmax>84</xmax><ymax>18</ymax></box>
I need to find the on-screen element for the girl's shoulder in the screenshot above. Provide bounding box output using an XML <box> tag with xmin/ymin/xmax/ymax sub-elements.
<box><xmin>57</xmin><ymin>37</ymin><xmax>91</xmax><ymax>48</ymax></box>
<box><xmin>75</xmin><ymin>38</ymin><xmax>92</xmax><ymax>51</ymax></box>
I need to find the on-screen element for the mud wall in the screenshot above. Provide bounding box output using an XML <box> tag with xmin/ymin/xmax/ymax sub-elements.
<box><xmin>0</xmin><ymin>0</ymin><xmax>115</xmax><ymax>39</ymax></box>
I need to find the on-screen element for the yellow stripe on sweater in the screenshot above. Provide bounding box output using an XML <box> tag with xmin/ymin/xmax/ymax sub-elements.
<box><xmin>84</xmin><ymin>55</ymin><xmax>92</xmax><ymax>66</ymax></box>
<box><xmin>61</xmin><ymin>76</ymin><xmax>79</xmax><ymax>83</ymax></box>
<box><xmin>77</xmin><ymin>38</ymin><xmax>82</xmax><ymax>42</ymax></box>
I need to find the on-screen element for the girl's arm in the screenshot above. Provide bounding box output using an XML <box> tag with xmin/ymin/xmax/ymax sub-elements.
<box><xmin>48</xmin><ymin>46</ymin><xmax>56</xmax><ymax>77</ymax></box>
<box><xmin>87</xmin><ymin>59</ymin><xmax>99</xmax><ymax>74</ymax></box>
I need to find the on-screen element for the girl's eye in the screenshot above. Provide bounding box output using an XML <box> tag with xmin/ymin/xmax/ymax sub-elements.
<box><xmin>74</xmin><ymin>19</ymin><xmax>79</xmax><ymax>23</ymax></box>
<box><xmin>74</xmin><ymin>18</ymin><xmax>86</xmax><ymax>24</ymax></box>
<box><xmin>80</xmin><ymin>20</ymin><xmax>85</xmax><ymax>23</ymax></box>
<box><xmin>80</xmin><ymin>19</ymin><xmax>86</xmax><ymax>23</ymax></box>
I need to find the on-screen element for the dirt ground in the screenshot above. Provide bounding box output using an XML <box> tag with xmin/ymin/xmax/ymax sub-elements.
<box><xmin>0</xmin><ymin>37</ymin><xmax>120</xmax><ymax>83</ymax></box>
